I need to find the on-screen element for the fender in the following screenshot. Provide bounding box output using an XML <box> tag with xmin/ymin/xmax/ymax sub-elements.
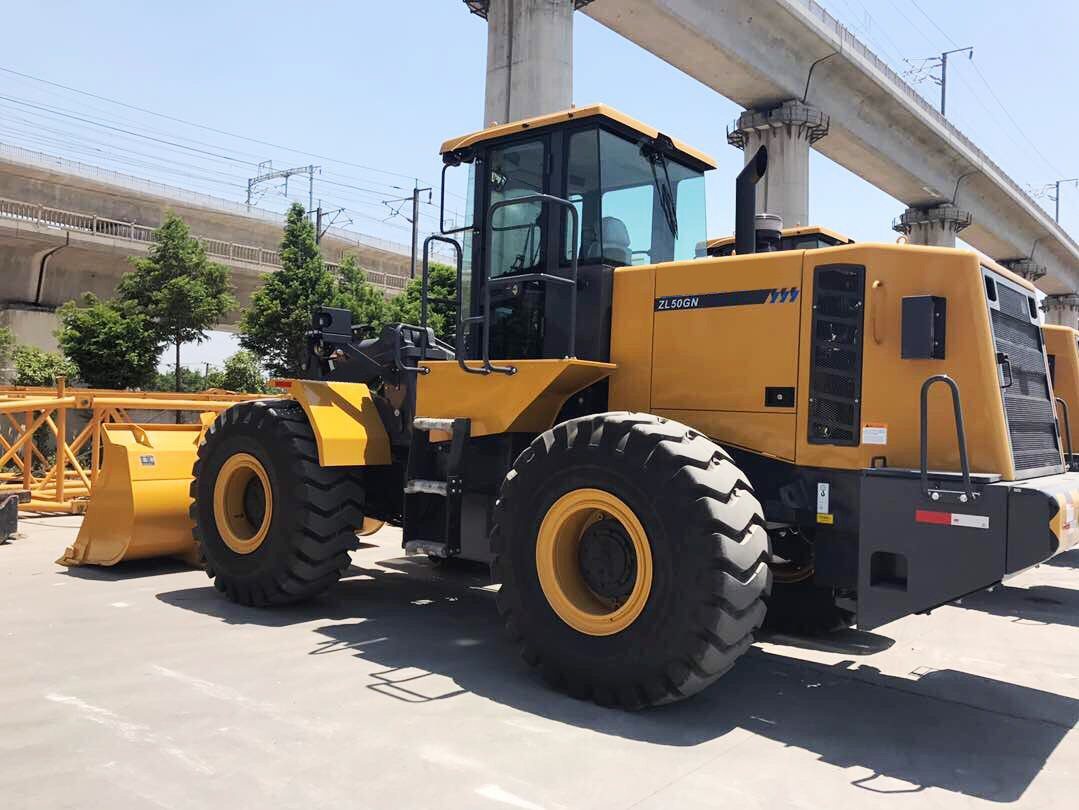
<box><xmin>288</xmin><ymin>380</ymin><xmax>392</xmax><ymax>466</ymax></box>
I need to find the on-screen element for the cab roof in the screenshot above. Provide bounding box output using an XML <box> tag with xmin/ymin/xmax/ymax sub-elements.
<box><xmin>705</xmin><ymin>225</ymin><xmax>854</xmax><ymax>252</ymax></box>
<box><xmin>439</xmin><ymin>103</ymin><xmax>717</xmax><ymax>170</ymax></box>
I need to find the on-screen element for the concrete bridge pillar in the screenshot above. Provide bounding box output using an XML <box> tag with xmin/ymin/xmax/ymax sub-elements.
<box><xmin>1043</xmin><ymin>294</ymin><xmax>1079</xmax><ymax>329</ymax></box>
<box><xmin>0</xmin><ymin>305</ymin><xmax>60</xmax><ymax>353</ymax></box>
<box><xmin>727</xmin><ymin>100</ymin><xmax>829</xmax><ymax>228</ymax></box>
<box><xmin>893</xmin><ymin>204</ymin><xmax>973</xmax><ymax>248</ymax></box>
<box><xmin>477</xmin><ymin>0</ymin><xmax>583</xmax><ymax>125</ymax></box>
<box><xmin>999</xmin><ymin>257</ymin><xmax>1047</xmax><ymax>283</ymax></box>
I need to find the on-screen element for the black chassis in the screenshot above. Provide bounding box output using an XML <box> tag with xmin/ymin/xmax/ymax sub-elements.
<box><xmin>731</xmin><ymin>448</ymin><xmax>1072</xmax><ymax>630</ymax></box>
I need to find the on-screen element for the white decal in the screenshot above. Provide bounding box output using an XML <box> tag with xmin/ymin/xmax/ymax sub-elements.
<box><xmin>862</xmin><ymin>423</ymin><xmax>888</xmax><ymax>445</ymax></box>
<box><xmin>951</xmin><ymin>513</ymin><xmax>990</xmax><ymax>530</ymax></box>
<box><xmin>816</xmin><ymin>483</ymin><xmax>830</xmax><ymax>514</ymax></box>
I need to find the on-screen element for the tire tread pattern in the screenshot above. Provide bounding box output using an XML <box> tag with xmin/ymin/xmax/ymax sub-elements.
<box><xmin>190</xmin><ymin>399</ymin><xmax>364</xmax><ymax>607</ymax></box>
<box><xmin>492</xmin><ymin>412</ymin><xmax>770</xmax><ymax>709</ymax></box>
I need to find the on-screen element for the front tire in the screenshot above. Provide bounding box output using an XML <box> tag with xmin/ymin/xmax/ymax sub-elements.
<box><xmin>492</xmin><ymin>412</ymin><xmax>770</xmax><ymax>709</ymax></box>
<box><xmin>191</xmin><ymin>399</ymin><xmax>365</xmax><ymax>606</ymax></box>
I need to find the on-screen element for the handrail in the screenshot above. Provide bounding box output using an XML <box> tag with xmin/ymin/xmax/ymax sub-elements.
<box><xmin>392</xmin><ymin>324</ymin><xmax>432</xmax><ymax>376</ymax></box>
<box><xmin>919</xmin><ymin>374</ymin><xmax>976</xmax><ymax>503</ymax></box>
<box><xmin>421</xmin><ymin>235</ymin><xmax>462</xmax><ymax>334</ymax></box>
<box><xmin>1055</xmin><ymin>396</ymin><xmax>1074</xmax><ymax>470</ymax></box>
<box><xmin>464</xmin><ymin>193</ymin><xmax>579</xmax><ymax>376</ymax></box>
<box><xmin>0</xmin><ymin>192</ymin><xmax>411</xmax><ymax>289</ymax></box>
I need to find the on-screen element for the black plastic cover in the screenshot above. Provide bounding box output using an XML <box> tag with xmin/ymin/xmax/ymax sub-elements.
<box><xmin>901</xmin><ymin>295</ymin><xmax>947</xmax><ymax>359</ymax></box>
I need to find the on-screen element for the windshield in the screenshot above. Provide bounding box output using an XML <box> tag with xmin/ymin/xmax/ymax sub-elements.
<box><xmin>565</xmin><ymin>128</ymin><xmax>706</xmax><ymax>266</ymax></box>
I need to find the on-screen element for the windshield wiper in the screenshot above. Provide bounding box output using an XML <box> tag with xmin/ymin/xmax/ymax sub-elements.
<box><xmin>646</xmin><ymin>149</ymin><xmax>679</xmax><ymax>240</ymax></box>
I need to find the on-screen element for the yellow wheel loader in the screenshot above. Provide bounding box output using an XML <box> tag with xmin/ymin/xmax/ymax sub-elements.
<box><xmin>190</xmin><ymin>105</ymin><xmax>1079</xmax><ymax>708</ymax></box>
<box><xmin>1044</xmin><ymin>323</ymin><xmax>1079</xmax><ymax>471</ymax></box>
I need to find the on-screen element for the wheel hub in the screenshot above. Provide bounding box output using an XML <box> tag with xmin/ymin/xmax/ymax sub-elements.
<box><xmin>535</xmin><ymin>488</ymin><xmax>653</xmax><ymax>636</ymax></box>
<box><xmin>213</xmin><ymin>452</ymin><xmax>273</xmax><ymax>555</ymax></box>
<box><xmin>577</xmin><ymin>518</ymin><xmax>637</xmax><ymax>604</ymax></box>
<box><xmin>242</xmin><ymin>476</ymin><xmax>267</xmax><ymax>532</ymax></box>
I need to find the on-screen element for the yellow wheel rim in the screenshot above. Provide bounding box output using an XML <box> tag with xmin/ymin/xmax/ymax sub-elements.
<box><xmin>213</xmin><ymin>453</ymin><xmax>273</xmax><ymax>554</ymax></box>
<box><xmin>536</xmin><ymin>488</ymin><xmax>652</xmax><ymax>636</ymax></box>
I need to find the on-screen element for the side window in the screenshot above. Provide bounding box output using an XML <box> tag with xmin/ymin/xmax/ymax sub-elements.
<box><xmin>564</xmin><ymin>128</ymin><xmax>600</xmax><ymax>262</ymax></box>
<box><xmin>601</xmin><ymin>184</ymin><xmax>653</xmax><ymax>265</ymax></box>
<box><xmin>672</xmin><ymin>174</ymin><xmax>705</xmax><ymax>262</ymax></box>
<box><xmin>488</xmin><ymin>139</ymin><xmax>545</xmax><ymax>279</ymax></box>
<box><xmin>599</xmin><ymin>130</ymin><xmax>655</xmax><ymax>266</ymax></box>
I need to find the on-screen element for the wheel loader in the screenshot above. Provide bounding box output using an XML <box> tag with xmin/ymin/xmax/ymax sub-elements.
<box><xmin>182</xmin><ymin>104</ymin><xmax>1078</xmax><ymax>709</ymax></box>
<box><xmin>1044</xmin><ymin>323</ymin><xmax>1079</xmax><ymax>470</ymax></box>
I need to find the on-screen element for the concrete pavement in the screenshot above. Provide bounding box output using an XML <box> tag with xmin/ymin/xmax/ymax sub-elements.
<box><xmin>1</xmin><ymin>516</ymin><xmax>1077</xmax><ymax>809</ymax></box>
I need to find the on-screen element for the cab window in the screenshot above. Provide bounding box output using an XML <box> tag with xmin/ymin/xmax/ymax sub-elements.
<box><xmin>488</xmin><ymin>138</ymin><xmax>545</xmax><ymax>279</ymax></box>
<box><xmin>562</xmin><ymin>127</ymin><xmax>706</xmax><ymax>267</ymax></box>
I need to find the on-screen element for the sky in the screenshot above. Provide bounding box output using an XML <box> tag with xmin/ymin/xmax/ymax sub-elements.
<box><xmin>1</xmin><ymin>0</ymin><xmax>1076</xmax><ymax>368</ymax></box>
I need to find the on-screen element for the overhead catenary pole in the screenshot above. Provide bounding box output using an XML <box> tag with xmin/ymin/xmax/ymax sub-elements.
<box><xmin>314</xmin><ymin>203</ymin><xmax>348</xmax><ymax>245</ymax></box>
<box><xmin>384</xmin><ymin>184</ymin><xmax>432</xmax><ymax>279</ymax></box>
<box><xmin>1054</xmin><ymin>179</ymin><xmax>1079</xmax><ymax>223</ymax></box>
<box><xmin>410</xmin><ymin>184</ymin><xmax>423</xmax><ymax>279</ymax></box>
<box><xmin>938</xmin><ymin>46</ymin><xmax>973</xmax><ymax>116</ymax></box>
<box><xmin>245</xmin><ymin>163</ymin><xmax>321</xmax><ymax>213</ymax></box>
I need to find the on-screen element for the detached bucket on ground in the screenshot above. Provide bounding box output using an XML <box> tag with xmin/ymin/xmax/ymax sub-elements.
<box><xmin>58</xmin><ymin>424</ymin><xmax>204</xmax><ymax>567</ymax></box>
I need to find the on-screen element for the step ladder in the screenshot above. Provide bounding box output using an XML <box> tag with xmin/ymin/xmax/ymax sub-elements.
<box><xmin>403</xmin><ymin>417</ymin><xmax>470</xmax><ymax>559</ymax></box>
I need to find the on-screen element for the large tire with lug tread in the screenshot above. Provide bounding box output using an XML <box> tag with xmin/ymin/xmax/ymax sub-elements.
<box><xmin>764</xmin><ymin>578</ymin><xmax>855</xmax><ymax>636</ymax></box>
<box><xmin>191</xmin><ymin>398</ymin><xmax>365</xmax><ymax>606</ymax></box>
<box><xmin>492</xmin><ymin>412</ymin><xmax>771</xmax><ymax>709</ymax></box>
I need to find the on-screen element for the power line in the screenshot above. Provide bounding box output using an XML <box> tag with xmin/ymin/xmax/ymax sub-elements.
<box><xmin>0</xmin><ymin>64</ymin><xmax>452</xmax><ymax>190</ymax></box>
<box><xmin>967</xmin><ymin>60</ymin><xmax>1065</xmax><ymax>178</ymax></box>
<box><xmin>832</xmin><ymin>1</ymin><xmax>1069</xmax><ymax>184</ymax></box>
<box><xmin>909</xmin><ymin>0</ymin><xmax>959</xmax><ymax>48</ymax></box>
<box><xmin>0</xmin><ymin>81</ymin><xmax>470</xmax><ymax>205</ymax></box>
<box><xmin>0</xmin><ymin>93</ymin><xmax>256</xmax><ymax>166</ymax></box>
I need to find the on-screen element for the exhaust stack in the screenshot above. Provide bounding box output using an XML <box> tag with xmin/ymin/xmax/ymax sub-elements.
<box><xmin>735</xmin><ymin>146</ymin><xmax>768</xmax><ymax>256</ymax></box>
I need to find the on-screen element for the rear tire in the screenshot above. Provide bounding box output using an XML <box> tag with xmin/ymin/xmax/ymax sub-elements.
<box><xmin>492</xmin><ymin>412</ymin><xmax>770</xmax><ymax>709</ymax></box>
<box><xmin>191</xmin><ymin>399</ymin><xmax>365</xmax><ymax>606</ymax></box>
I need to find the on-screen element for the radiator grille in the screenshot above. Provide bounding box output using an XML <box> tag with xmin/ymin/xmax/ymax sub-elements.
<box><xmin>808</xmin><ymin>265</ymin><xmax>865</xmax><ymax>445</ymax></box>
<box><xmin>990</xmin><ymin>284</ymin><xmax>1062</xmax><ymax>475</ymax></box>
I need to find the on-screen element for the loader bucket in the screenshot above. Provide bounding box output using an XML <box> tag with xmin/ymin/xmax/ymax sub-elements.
<box><xmin>57</xmin><ymin>424</ymin><xmax>204</xmax><ymax>567</ymax></box>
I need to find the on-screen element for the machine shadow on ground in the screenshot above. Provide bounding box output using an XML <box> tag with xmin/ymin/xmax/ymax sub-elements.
<box><xmin>955</xmin><ymin>582</ymin><xmax>1079</xmax><ymax>628</ymax></box>
<box><xmin>60</xmin><ymin>557</ymin><xmax>193</xmax><ymax>581</ymax></box>
<box><xmin>157</xmin><ymin>557</ymin><xmax>1078</xmax><ymax>804</ymax></box>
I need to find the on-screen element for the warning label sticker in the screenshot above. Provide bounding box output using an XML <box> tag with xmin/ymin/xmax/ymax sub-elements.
<box><xmin>862</xmin><ymin>423</ymin><xmax>888</xmax><ymax>445</ymax></box>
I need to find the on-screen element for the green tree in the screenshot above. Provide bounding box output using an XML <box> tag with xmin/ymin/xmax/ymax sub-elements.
<box><xmin>0</xmin><ymin>325</ymin><xmax>14</xmax><ymax>384</ymax></box>
<box><xmin>56</xmin><ymin>295</ymin><xmax>160</xmax><ymax>389</ymax></box>
<box><xmin>150</xmin><ymin>366</ymin><xmax>209</xmax><ymax>393</ymax></box>
<box><xmin>218</xmin><ymin>351</ymin><xmax>268</xmax><ymax>393</ymax></box>
<box><xmin>239</xmin><ymin>205</ymin><xmax>393</xmax><ymax>377</ymax></box>
<box><xmin>0</xmin><ymin>326</ymin><xmax>14</xmax><ymax>363</ymax></box>
<box><xmin>387</xmin><ymin>262</ymin><xmax>457</xmax><ymax>341</ymax></box>
<box><xmin>12</xmin><ymin>345</ymin><xmax>78</xmax><ymax>387</ymax></box>
<box><xmin>333</xmin><ymin>255</ymin><xmax>390</xmax><ymax>333</ymax></box>
<box><xmin>119</xmin><ymin>214</ymin><xmax>235</xmax><ymax>391</ymax></box>
<box><xmin>239</xmin><ymin>203</ymin><xmax>335</xmax><ymax>377</ymax></box>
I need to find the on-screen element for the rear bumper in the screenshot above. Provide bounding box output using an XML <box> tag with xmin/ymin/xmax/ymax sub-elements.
<box><xmin>855</xmin><ymin>468</ymin><xmax>1077</xmax><ymax>629</ymax></box>
<box><xmin>1005</xmin><ymin>471</ymin><xmax>1079</xmax><ymax>573</ymax></box>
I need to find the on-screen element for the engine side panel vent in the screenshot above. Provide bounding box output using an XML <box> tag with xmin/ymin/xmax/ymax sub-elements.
<box><xmin>989</xmin><ymin>296</ymin><xmax>1062</xmax><ymax>475</ymax></box>
<box><xmin>808</xmin><ymin>264</ymin><xmax>866</xmax><ymax>446</ymax></box>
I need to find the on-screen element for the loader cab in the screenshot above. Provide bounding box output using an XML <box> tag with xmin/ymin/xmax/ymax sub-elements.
<box><xmin>439</xmin><ymin>105</ymin><xmax>715</xmax><ymax>365</ymax></box>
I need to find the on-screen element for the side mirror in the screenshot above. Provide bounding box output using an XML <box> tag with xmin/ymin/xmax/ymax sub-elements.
<box><xmin>440</xmin><ymin>160</ymin><xmax>475</xmax><ymax>235</ymax></box>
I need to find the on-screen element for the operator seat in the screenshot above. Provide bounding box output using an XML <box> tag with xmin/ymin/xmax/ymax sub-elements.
<box><xmin>581</xmin><ymin>216</ymin><xmax>633</xmax><ymax>266</ymax></box>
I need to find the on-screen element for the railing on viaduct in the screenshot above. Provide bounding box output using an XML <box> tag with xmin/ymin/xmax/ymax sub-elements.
<box><xmin>0</xmin><ymin>196</ymin><xmax>409</xmax><ymax>292</ymax></box>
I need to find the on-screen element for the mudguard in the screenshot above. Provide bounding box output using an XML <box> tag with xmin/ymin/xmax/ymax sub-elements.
<box><xmin>287</xmin><ymin>380</ymin><xmax>392</xmax><ymax>466</ymax></box>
